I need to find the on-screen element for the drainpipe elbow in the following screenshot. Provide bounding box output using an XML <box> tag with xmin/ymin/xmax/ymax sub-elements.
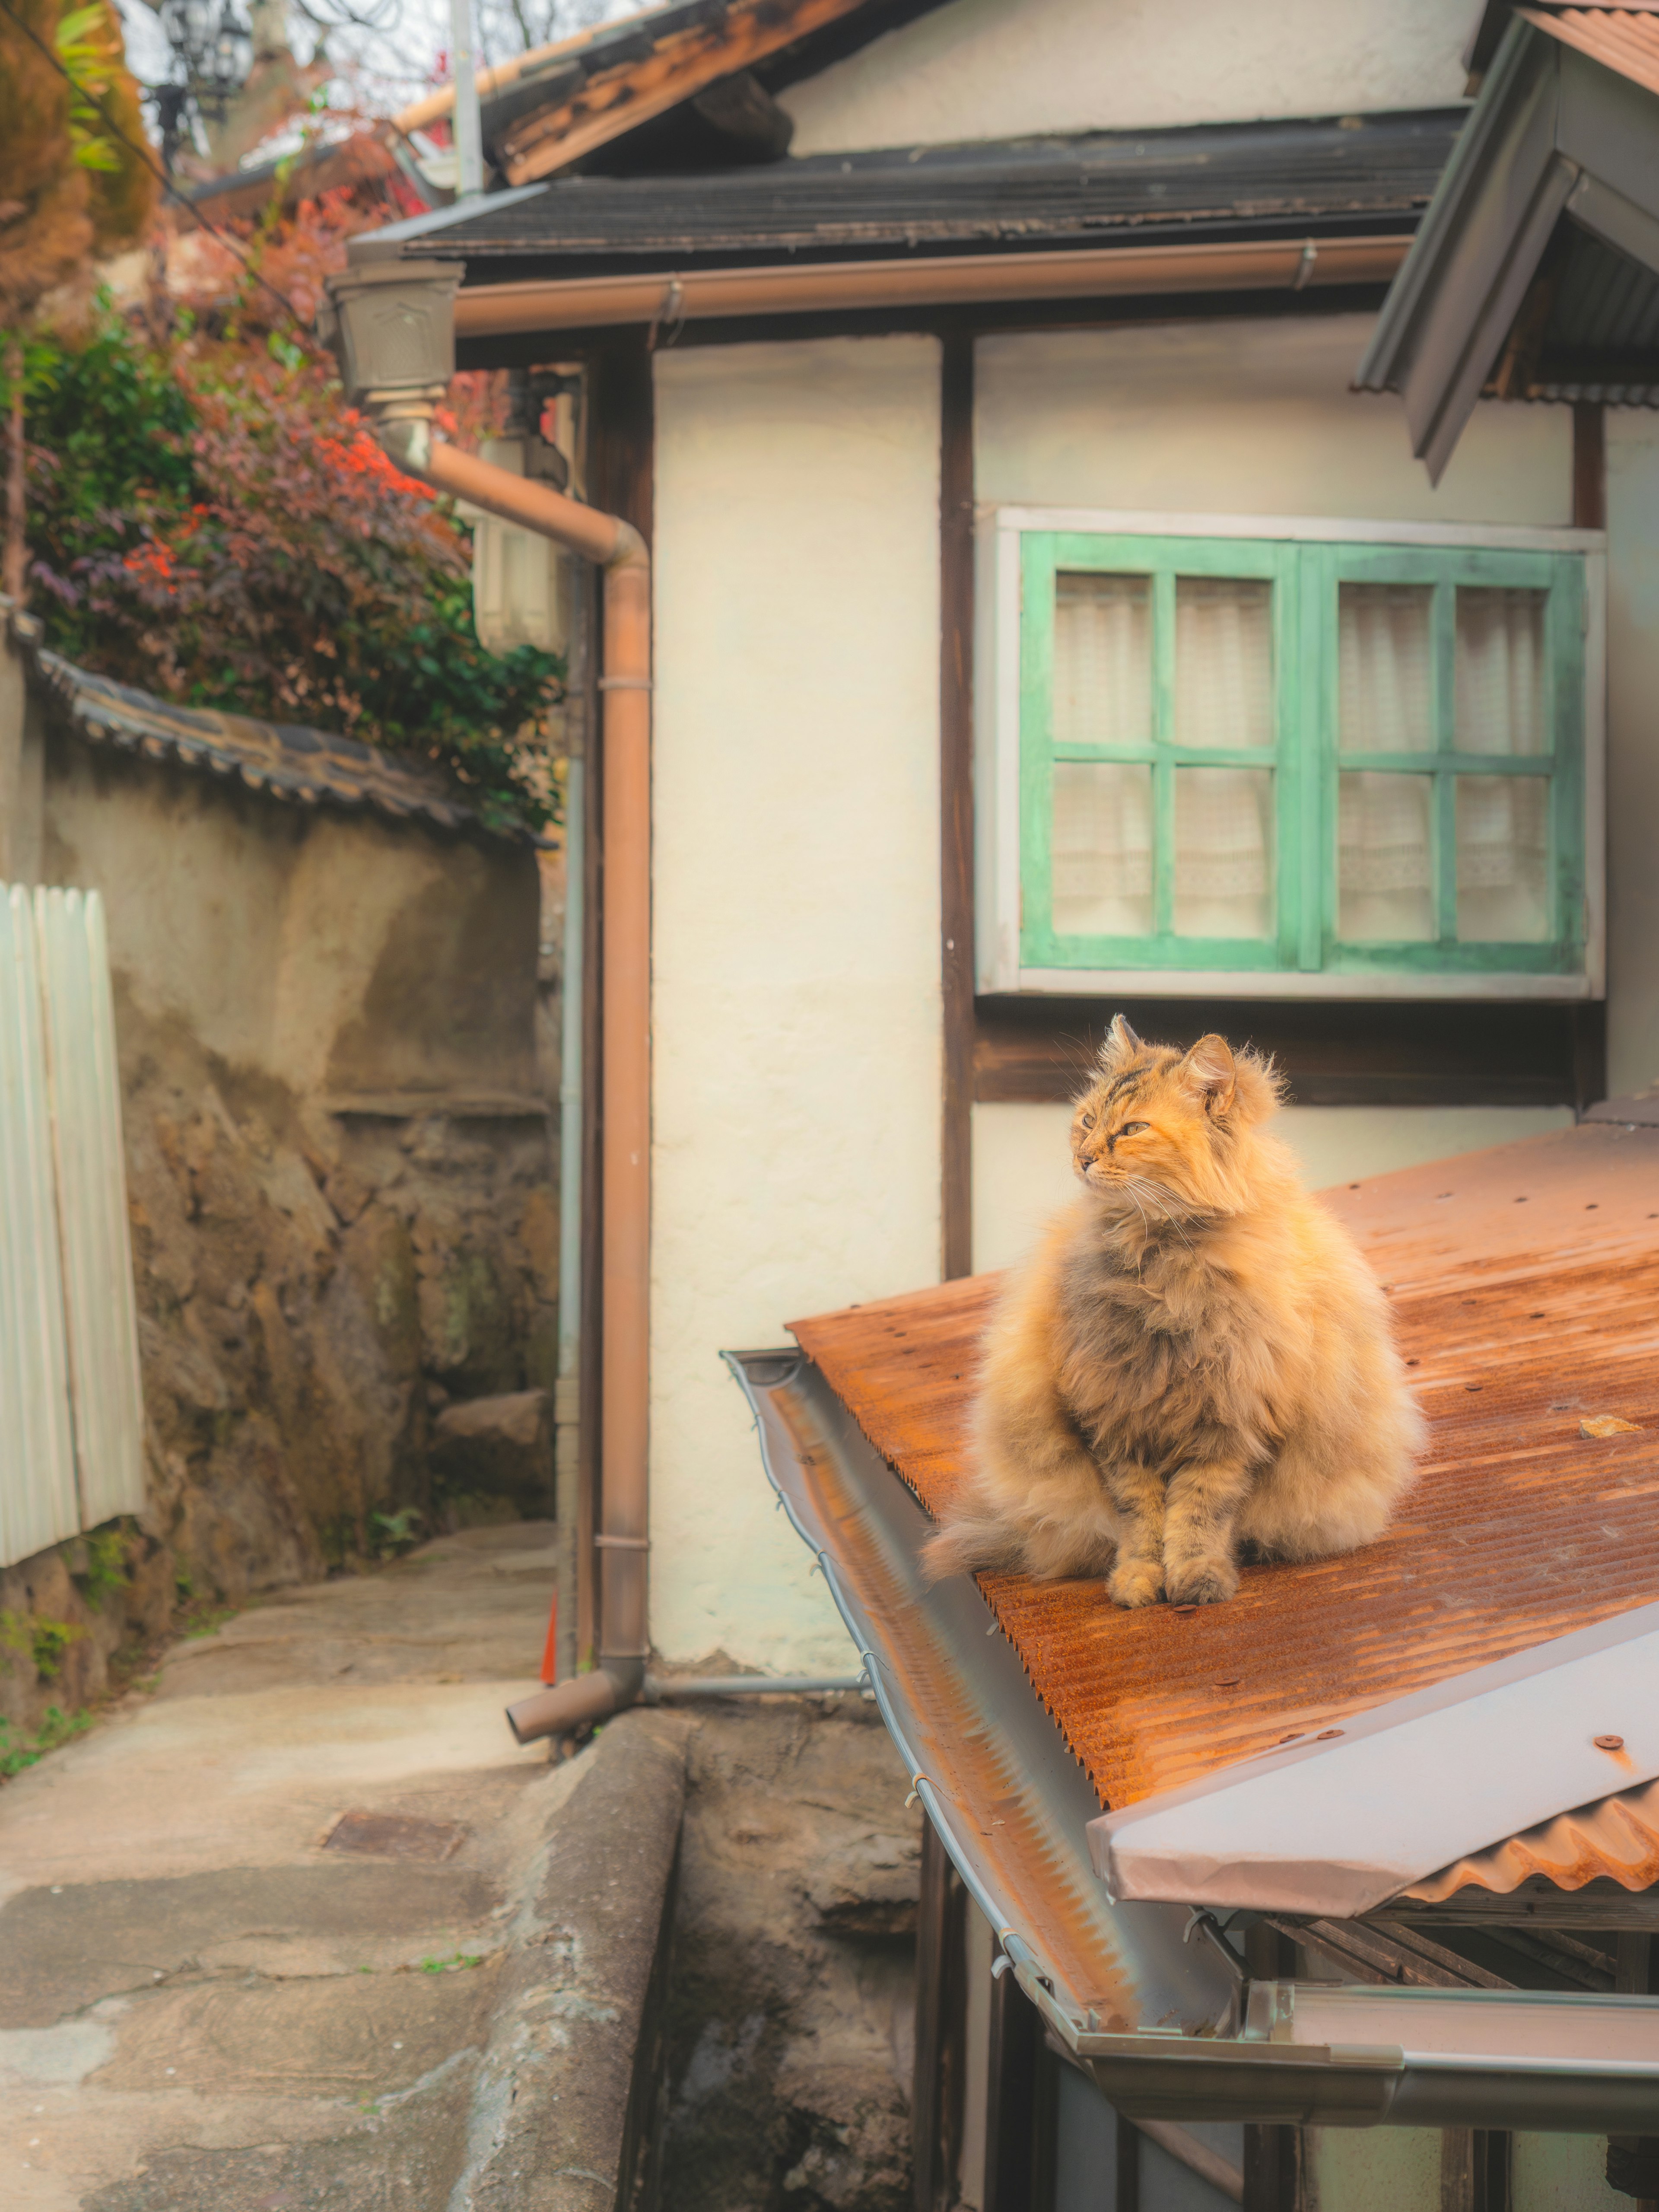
<box><xmin>606</xmin><ymin>518</ymin><xmax>649</xmax><ymax>572</ymax></box>
<box><xmin>504</xmin><ymin>1655</ymin><xmax>647</xmax><ymax>1745</ymax></box>
<box><xmin>373</xmin><ymin>411</ymin><xmax>434</xmax><ymax>479</ymax></box>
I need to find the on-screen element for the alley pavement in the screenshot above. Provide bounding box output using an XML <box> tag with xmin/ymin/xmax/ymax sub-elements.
<box><xmin>0</xmin><ymin>1525</ymin><xmax>565</xmax><ymax>2211</ymax></box>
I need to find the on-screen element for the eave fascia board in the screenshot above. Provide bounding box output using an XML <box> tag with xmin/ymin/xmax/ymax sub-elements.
<box><xmin>1360</xmin><ymin>16</ymin><xmax>1659</xmax><ymax>479</ymax></box>
<box><xmin>1357</xmin><ymin>19</ymin><xmax>1578</xmax><ymax>481</ymax></box>
<box><xmin>1356</xmin><ymin>15</ymin><xmax>1549</xmax><ymax>395</ymax></box>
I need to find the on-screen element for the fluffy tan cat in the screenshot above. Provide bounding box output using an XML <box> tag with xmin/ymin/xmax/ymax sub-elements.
<box><xmin>925</xmin><ymin>1020</ymin><xmax>1423</xmax><ymax>1608</ymax></box>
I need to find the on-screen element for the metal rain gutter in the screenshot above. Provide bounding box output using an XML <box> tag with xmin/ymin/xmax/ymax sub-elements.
<box><xmin>451</xmin><ymin>235</ymin><xmax>1412</xmax><ymax>340</ymax></box>
<box><xmin>723</xmin><ymin>1347</ymin><xmax>1659</xmax><ymax>2130</ymax></box>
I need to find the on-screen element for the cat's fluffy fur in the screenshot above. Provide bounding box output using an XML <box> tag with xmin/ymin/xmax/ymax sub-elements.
<box><xmin>924</xmin><ymin>1020</ymin><xmax>1423</xmax><ymax>1608</ymax></box>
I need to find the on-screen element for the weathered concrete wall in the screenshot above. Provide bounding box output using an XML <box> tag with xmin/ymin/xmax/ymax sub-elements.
<box><xmin>0</xmin><ymin>730</ymin><xmax>556</xmax><ymax>1738</ymax></box>
<box><xmin>781</xmin><ymin>0</ymin><xmax>1470</xmax><ymax>158</ymax></box>
<box><xmin>661</xmin><ymin>1698</ymin><xmax>919</xmax><ymax>2212</ymax></box>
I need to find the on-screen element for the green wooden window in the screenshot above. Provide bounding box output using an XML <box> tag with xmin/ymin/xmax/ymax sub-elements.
<box><xmin>1016</xmin><ymin>531</ymin><xmax>1587</xmax><ymax>982</ymax></box>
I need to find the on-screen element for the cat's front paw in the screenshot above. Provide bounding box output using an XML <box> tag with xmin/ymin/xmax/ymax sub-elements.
<box><xmin>1108</xmin><ymin>1558</ymin><xmax>1166</xmax><ymax>1609</ymax></box>
<box><xmin>1165</xmin><ymin>1560</ymin><xmax>1238</xmax><ymax>1607</ymax></box>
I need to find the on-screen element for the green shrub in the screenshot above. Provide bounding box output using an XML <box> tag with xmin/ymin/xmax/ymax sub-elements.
<box><xmin>19</xmin><ymin>312</ymin><xmax>563</xmax><ymax>832</ymax></box>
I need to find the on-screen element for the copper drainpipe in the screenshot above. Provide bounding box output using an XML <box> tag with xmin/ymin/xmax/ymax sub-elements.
<box><xmin>368</xmin><ymin>410</ymin><xmax>652</xmax><ymax>1740</ymax></box>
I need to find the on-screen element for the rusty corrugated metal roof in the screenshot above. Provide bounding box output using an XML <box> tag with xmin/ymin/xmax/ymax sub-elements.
<box><xmin>789</xmin><ymin>1123</ymin><xmax>1659</xmax><ymax>1865</ymax></box>
<box><xmin>1407</xmin><ymin>1777</ymin><xmax>1659</xmax><ymax>1902</ymax></box>
<box><xmin>1518</xmin><ymin>5</ymin><xmax>1659</xmax><ymax>95</ymax></box>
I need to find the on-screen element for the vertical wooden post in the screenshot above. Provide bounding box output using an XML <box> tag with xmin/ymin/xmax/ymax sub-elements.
<box><xmin>1611</xmin><ymin>1934</ymin><xmax>1659</xmax><ymax>2212</ymax></box>
<box><xmin>1115</xmin><ymin>2102</ymin><xmax>1142</xmax><ymax>2212</ymax></box>
<box><xmin>983</xmin><ymin>1948</ymin><xmax>1040</xmax><ymax>2212</ymax></box>
<box><xmin>914</xmin><ymin>1821</ymin><xmax>968</xmax><ymax>2210</ymax></box>
<box><xmin>1244</xmin><ymin>1925</ymin><xmax>1301</xmax><ymax>2211</ymax></box>
<box><xmin>939</xmin><ymin>332</ymin><xmax>976</xmax><ymax>1283</ymax></box>
<box><xmin>1571</xmin><ymin>398</ymin><xmax>1607</xmax><ymax>1111</ymax></box>
<box><xmin>582</xmin><ymin>336</ymin><xmax>655</xmax><ymax>1669</ymax></box>
<box><xmin>1572</xmin><ymin>400</ymin><xmax>1606</xmax><ymax>532</ymax></box>
<box><xmin>1440</xmin><ymin>2127</ymin><xmax>1512</xmax><ymax>2212</ymax></box>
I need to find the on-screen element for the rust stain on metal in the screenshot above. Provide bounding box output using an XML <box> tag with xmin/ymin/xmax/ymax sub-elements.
<box><xmin>1407</xmin><ymin>1777</ymin><xmax>1659</xmax><ymax>1903</ymax></box>
<box><xmin>789</xmin><ymin>1124</ymin><xmax>1659</xmax><ymax>1814</ymax></box>
<box><xmin>765</xmin><ymin>1387</ymin><xmax>1159</xmax><ymax>2028</ymax></box>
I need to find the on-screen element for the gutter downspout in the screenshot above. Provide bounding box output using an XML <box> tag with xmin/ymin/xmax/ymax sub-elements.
<box><xmin>553</xmin><ymin>610</ymin><xmax>586</xmax><ymax>1689</ymax></box>
<box><xmin>368</xmin><ymin>404</ymin><xmax>653</xmax><ymax>1741</ymax></box>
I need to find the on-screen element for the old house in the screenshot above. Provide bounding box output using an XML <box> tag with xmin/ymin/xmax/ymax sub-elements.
<box><xmin>338</xmin><ymin>0</ymin><xmax>1656</xmax><ymax>1680</ymax></box>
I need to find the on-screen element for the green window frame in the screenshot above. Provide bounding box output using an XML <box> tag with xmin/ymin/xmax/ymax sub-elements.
<box><xmin>1011</xmin><ymin>528</ymin><xmax>1590</xmax><ymax>987</ymax></box>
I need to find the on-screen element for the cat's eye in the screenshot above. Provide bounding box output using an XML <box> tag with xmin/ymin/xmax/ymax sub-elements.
<box><xmin>1119</xmin><ymin>1120</ymin><xmax>1148</xmax><ymax>1137</ymax></box>
<box><xmin>1080</xmin><ymin>1111</ymin><xmax>1095</xmax><ymax>1129</ymax></box>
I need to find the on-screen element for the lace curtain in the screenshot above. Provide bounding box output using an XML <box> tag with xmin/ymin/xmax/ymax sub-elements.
<box><xmin>1050</xmin><ymin>574</ymin><xmax>1274</xmax><ymax>941</ymax></box>
<box><xmin>1337</xmin><ymin>583</ymin><xmax>1550</xmax><ymax>943</ymax></box>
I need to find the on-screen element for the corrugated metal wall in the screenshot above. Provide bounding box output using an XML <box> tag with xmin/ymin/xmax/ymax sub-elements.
<box><xmin>0</xmin><ymin>887</ymin><xmax>146</xmax><ymax>1569</ymax></box>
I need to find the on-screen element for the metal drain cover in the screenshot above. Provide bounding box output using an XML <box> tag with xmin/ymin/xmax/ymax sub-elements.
<box><xmin>322</xmin><ymin>1811</ymin><xmax>466</xmax><ymax>1861</ymax></box>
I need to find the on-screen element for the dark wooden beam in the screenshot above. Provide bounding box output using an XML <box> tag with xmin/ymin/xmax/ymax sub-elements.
<box><xmin>1573</xmin><ymin>401</ymin><xmax>1606</xmax><ymax>533</ymax></box>
<box><xmin>975</xmin><ymin>993</ymin><xmax>1592</xmax><ymax>1109</ymax></box>
<box><xmin>1572</xmin><ymin>400</ymin><xmax>1608</xmax><ymax>1111</ymax></box>
<box><xmin>1244</xmin><ymin>1925</ymin><xmax>1303</xmax><ymax>2211</ymax></box>
<box><xmin>983</xmin><ymin>1948</ymin><xmax>1040</xmax><ymax>2212</ymax></box>
<box><xmin>912</xmin><ymin>1821</ymin><xmax>968</xmax><ymax>2210</ymax></box>
<box><xmin>581</xmin><ymin>335</ymin><xmax>654</xmax><ymax>1665</ymax></box>
<box><xmin>940</xmin><ymin>334</ymin><xmax>976</xmax><ymax>1281</ymax></box>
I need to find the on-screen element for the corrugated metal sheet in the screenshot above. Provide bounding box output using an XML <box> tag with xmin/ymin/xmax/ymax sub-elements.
<box><xmin>0</xmin><ymin>887</ymin><xmax>146</xmax><ymax>1568</ymax></box>
<box><xmin>789</xmin><ymin>1122</ymin><xmax>1659</xmax><ymax>1829</ymax></box>
<box><xmin>1519</xmin><ymin>5</ymin><xmax>1659</xmax><ymax>97</ymax></box>
<box><xmin>1407</xmin><ymin>1777</ymin><xmax>1659</xmax><ymax>1903</ymax></box>
<box><xmin>0</xmin><ymin>888</ymin><xmax>79</xmax><ymax>1568</ymax></box>
<box><xmin>34</xmin><ymin>890</ymin><xmax>146</xmax><ymax>1532</ymax></box>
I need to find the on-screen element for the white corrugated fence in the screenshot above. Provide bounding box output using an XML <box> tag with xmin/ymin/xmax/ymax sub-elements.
<box><xmin>0</xmin><ymin>886</ymin><xmax>146</xmax><ymax>1569</ymax></box>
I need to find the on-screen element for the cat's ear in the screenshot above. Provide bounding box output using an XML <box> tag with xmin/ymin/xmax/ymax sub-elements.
<box><xmin>1101</xmin><ymin>1013</ymin><xmax>1142</xmax><ymax>1068</ymax></box>
<box><xmin>1181</xmin><ymin>1034</ymin><xmax>1237</xmax><ymax>1115</ymax></box>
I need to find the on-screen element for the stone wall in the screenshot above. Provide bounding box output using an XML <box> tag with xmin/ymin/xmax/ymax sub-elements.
<box><xmin>0</xmin><ymin>723</ymin><xmax>559</xmax><ymax>1740</ymax></box>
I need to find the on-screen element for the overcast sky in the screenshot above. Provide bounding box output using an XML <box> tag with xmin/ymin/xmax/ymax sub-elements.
<box><xmin>116</xmin><ymin>0</ymin><xmax>652</xmax><ymax>136</ymax></box>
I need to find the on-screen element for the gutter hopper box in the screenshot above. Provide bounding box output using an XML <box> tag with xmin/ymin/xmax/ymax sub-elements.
<box><xmin>1090</xmin><ymin>1601</ymin><xmax>1659</xmax><ymax>1919</ymax></box>
<box><xmin>319</xmin><ymin>261</ymin><xmax>461</xmax><ymax>397</ymax></box>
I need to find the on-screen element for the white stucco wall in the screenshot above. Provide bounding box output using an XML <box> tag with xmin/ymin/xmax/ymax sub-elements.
<box><xmin>974</xmin><ymin>315</ymin><xmax>1573</xmax><ymax>523</ymax></box>
<box><xmin>972</xmin><ymin>1101</ymin><xmax>1577</xmax><ymax>1275</ymax></box>
<box><xmin>1605</xmin><ymin>409</ymin><xmax>1659</xmax><ymax>1098</ymax></box>
<box><xmin>782</xmin><ymin>0</ymin><xmax>1474</xmax><ymax>157</ymax></box>
<box><xmin>651</xmin><ymin>336</ymin><xmax>943</xmax><ymax>1670</ymax></box>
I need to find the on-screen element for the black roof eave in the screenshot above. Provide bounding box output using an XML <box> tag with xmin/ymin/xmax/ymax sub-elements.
<box><xmin>354</xmin><ymin>108</ymin><xmax>1462</xmax><ymax>271</ymax></box>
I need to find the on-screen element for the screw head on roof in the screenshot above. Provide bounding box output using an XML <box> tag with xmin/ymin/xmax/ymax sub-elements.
<box><xmin>1594</xmin><ymin>1734</ymin><xmax>1625</xmax><ymax>1752</ymax></box>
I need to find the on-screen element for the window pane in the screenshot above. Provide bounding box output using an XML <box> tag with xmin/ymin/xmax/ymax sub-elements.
<box><xmin>1339</xmin><ymin>583</ymin><xmax>1433</xmax><ymax>752</ymax></box>
<box><xmin>1173</xmin><ymin>767</ymin><xmax>1273</xmax><ymax>939</ymax></box>
<box><xmin>1338</xmin><ymin>772</ymin><xmax>1435</xmax><ymax>942</ymax></box>
<box><xmin>1052</xmin><ymin>762</ymin><xmax>1154</xmax><ymax>936</ymax></box>
<box><xmin>1456</xmin><ymin>587</ymin><xmax>1548</xmax><ymax>755</ymax></box>
<box><xmin>1456</xmin><ymin>776</ymin><xmax>1551</xmax><ymax>941</ymax></box>
<box><xmin>1173</xmin><ymin>578</ymin><xmax>1273</xmax><ymax>750</ymax></box>
<box><xmin>1053</xmin><ymin>573</ymin><xmax>1152</xmax><ymax>748</ymax></box>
